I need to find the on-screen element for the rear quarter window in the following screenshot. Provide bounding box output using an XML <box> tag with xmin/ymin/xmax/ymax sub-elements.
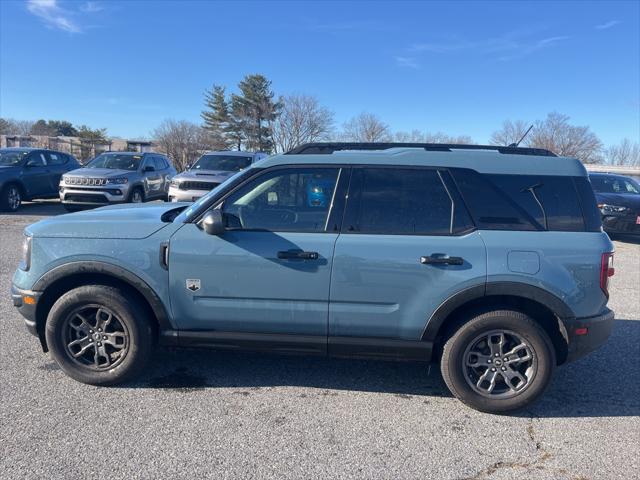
<box><xmin>451</xmin><ymin>169</ymin><xmax>588</xmax><ymax>232</ymax></box>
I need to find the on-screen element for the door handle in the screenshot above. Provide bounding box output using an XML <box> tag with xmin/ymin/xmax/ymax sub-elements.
<box><xmin>277</xmin><ymin>250</ymin><xmax>319</xmax><ymax>260</ymax></box>
<box><xmin>420</xmin><ymin>255</ymin><xmax>464</xmax><ymax>266</ymax></box>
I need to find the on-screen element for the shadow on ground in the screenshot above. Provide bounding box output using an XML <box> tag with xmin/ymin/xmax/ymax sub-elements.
<box><xmin>73</xmin><ymin>319</ymin><xmax>639</xmax><ymax>418</ymax></box>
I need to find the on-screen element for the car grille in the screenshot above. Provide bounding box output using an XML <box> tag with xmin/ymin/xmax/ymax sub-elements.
<box><xmin>65</xmin><ymin>177</ymin><xmax>108</xmax><ymax>186</ymax></box>
<box><xmin>65</xmin><ymin>194</ymin><xmax>109</xmax><ymax>203</ymax></box>
<box><xmin>179</xmin><ymin>181</ymin><xmax>219</xmax><ymax>191</ymax></box>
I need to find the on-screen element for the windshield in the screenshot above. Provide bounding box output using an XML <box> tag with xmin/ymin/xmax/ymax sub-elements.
<box><xmin>86</xmin><ymin>153</ymin><xmax>142</xmax><ymax>171</ymax></box>
<box><xmin>192</xmin><ymin>154</ymin><xmax>252</xmax><ymax>172</ymax></box>
<box><xmin>591</xmin><ymin>176</ymin><xmax>640</xmax><ymax>195</ymax></box>
<box><xmin>0</xmin><ymin>151</ymin><xmax>28</xmax><ymax>166</ymax></box>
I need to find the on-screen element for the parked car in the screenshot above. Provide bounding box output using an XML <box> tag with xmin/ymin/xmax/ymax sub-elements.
<box><xmin>59</xmin><ymin>151</ymin><xmax>176</xmax><ymax>211</ymax></box>
<box><xmin>0</xmin><ymin>148</ymin><xmax>81</xmax><ymax>212</ymax></box>
<box><xmin>12</xmin><ymin>142</ymin><xmax>614</xmax><ymax>413</ymax></box>
<box><xmin>168</xmin><ymin>151</ymin><xmax>267</xmax><ymax>202</ymax></box>
<box><xmin>589</xmin><ymin>172</ymin><xmax>640</xmax><ymax>236</ymax></box>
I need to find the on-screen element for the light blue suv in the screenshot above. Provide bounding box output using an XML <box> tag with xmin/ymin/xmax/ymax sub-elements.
<box><xmin>11</xmin><ymin>142</ymin><xmax>615</xmax><ymax>413</ymax></box>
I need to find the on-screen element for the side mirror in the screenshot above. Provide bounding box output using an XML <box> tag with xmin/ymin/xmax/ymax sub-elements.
<box><xmin>202</xmin><ymin>210</ymin><xmax>225</xmax><ymax>236</ymax></box>
<box><xmin>185</xmin><ymin>163</ymin><xmax>192</xmax><ymax>170</ymax></box>
<box><xmin>143</xmin><ymin>165</ymin><xmax>155</xmax><ymax>172</ymax></box>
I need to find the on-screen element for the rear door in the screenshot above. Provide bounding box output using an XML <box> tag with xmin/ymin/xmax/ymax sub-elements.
<box><xmin>21</xmin><ymin>151</ymin><xmax>51</xmax><ymax>197</ymax></box>
<box><xmin>328</xmin><ymin>167</ymin><xmax>487</xmax><ymax>353</ymax></box>
<box><xmin>43</xmin><ymin>151</ymin><xmax>68</xmax><ymax>194</ymax></box>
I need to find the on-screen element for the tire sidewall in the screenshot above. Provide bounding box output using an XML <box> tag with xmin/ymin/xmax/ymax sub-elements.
<box><xmin>442</xmin><ymin>310</ymin><xmax>555</xmax><ymax>413</ymax></box>
<box><xmin>129</xmin><ymin>187</ymin><xmax>144</xmax><ymax>203</ymax></box>
<box><xmin>45</xmin><ymin>285</ymin><xmax>153</xmax><ymax>385</ymax></box>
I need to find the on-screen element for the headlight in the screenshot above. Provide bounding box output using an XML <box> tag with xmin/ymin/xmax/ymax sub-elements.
<box><xmin>106</xmin><ymin>177</ymin><xmax>129</xmax><ymax>185</ymax></box>
<box><xmin>19</xmin><ymin>234</ymin><xmax>32</xmax><ymax>271</ymax></box>
<box><xmin>170</xmin><ymin>179</ymin><xmax>180</xmax><ymax>187</ymax></box>
<box><xmin>598</xmin><ymin>204</ymin><xmax>629</xmax><ymax>215</ymax></box>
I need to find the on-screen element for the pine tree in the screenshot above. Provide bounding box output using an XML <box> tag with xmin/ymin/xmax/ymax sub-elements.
<box><xmin>201</xmin><ymin>85</ymin><xmax>233</xmax><ymax>150</ymax></box>
<box><xmin>231</xmin><ymin>74</ymin><xmax>281</xmax><ymax>153</ymax></box>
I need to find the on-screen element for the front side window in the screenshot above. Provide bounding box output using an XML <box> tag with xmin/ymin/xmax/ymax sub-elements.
<box><xmin>86</xmin><ymin>153</ymin><xmax>142</xmax><ymax>171</ymax></box>
<box><xmin>46</xmin><ymin>152</ymin><xmax>65</xmax><ymax>165</ymax></box>
<box><xmin>222</xmin><ymin>168</ymin><xmax>340</xmax><ymax>232</ymax></box>
<box><xmin>346</xmin><ymin>168</ymin><xmax>464</xmax><ymax>235</ymax></box>
<box><xmin>0</xmin><ymin>151</ymin><xmax>29</xmax><ymax>166</ymax></box>
<box><xmin>193</xmin><ymin>154</ymin><xmax>253</xmax><ymax>172</ymax></box>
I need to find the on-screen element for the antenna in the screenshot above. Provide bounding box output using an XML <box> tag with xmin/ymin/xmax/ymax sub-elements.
<box><xmin>509</xmin><ymin>124</ymin><xmax>534</xmax><ymax>148</ymax></box>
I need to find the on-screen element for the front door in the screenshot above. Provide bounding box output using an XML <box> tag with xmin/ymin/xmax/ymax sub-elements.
<box><xmin>169</xmin><ymin>166</ymin><xmax>346</xmax><ymax>344</ymax></box>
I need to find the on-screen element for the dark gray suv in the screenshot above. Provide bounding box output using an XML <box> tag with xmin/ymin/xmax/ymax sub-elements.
<box><xmin>0</xmin><ymin>148</ymin><xmax>81</xmax><ymax>212</ymax></box>
<box><xmin>59</xmin><ymin>152</ymin><xmax>176</xmax><ymax>211</ymax></box>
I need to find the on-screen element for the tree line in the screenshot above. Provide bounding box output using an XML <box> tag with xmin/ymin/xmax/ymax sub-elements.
<box><xmin>2</xmin><ymin>73</ymin><xmax>638</xmax><ymax>170</ymax></box>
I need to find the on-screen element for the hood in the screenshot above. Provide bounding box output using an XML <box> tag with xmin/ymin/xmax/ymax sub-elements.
<box><xmin>594</xmin><ymin>192</ymin><xmax>640</xmax><ymax>210</ymax></box>
<box><xmin>26</xmin><ymin>202</ymin><xmax>190</xmax><ymax>239</ymax></box>
<box><xmin>65</xmin><ymin>167</ymin><xmax>134</xmax><ymax>178</ymax></box>
<box><xmin>174</xmin><ymin>169</ymin><xmax>236</xmax><ymax>181</ymax></box>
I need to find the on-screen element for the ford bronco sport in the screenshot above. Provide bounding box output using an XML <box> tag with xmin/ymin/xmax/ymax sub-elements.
<box><xmin>11</xmin><ymin>143</ymin><xmax>615</xmax><ymax>413</ymax></box>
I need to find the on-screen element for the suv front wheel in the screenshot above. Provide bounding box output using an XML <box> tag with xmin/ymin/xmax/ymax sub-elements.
<box><xmin>45</xmin><ymin>285</ymin><xmax>154</xmax><ymax>385</ymax></box>
<box><xmin>441</xmin><ymin>310</ymin><xmax>555</xmax><ymax>413</ymax></box>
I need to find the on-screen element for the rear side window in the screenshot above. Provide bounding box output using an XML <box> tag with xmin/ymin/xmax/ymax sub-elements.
<box><xmin>451</xmin><ymin>169</ymin><xmax>587</xmax><ymax>231</ymax></box>
<box><xmin>46</xmin><ymin>152</ymin><xmax>66</xmax><ymax>165</ymax></box>
<box><xmin>345</xmin><ymin>168</ymin><xmax>472</xmax><ymax>235</ymax></box>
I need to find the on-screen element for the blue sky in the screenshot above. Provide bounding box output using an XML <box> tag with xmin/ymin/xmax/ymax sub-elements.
<box><xmin>1</xmin><ymin>0</ymin><xmax>638</xmax><ymax>146</ymax></box>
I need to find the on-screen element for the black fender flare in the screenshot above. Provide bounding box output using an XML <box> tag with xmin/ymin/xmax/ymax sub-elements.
<box><xmin>33</xmin><ymin>261</ymin><xmax>172</xmax><ymax>331</ymax></box>
<box><xmin>421</xmin><ymin>281</ymin><xmax>575</xmax><ymax>342</ymax></box>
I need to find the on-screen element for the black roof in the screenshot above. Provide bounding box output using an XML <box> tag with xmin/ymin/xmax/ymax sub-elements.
<box><xmin>285</xmin><ymin>142</ymin><xmax>557</xmax><ymax>157</ymax></box>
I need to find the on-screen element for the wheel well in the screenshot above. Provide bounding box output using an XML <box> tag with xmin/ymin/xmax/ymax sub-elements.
<box><xmin>2</xmin><ymin>180</ymin><xmax>26</xmax><ymax>196</ymax></box>
<box><xmin>432</xmin><ymin>295</ymin><xmax>568</xmax><ymax>365</ymax></box>
<box><xmin>35</xmin><ymin>273</ymin><xmax>160</xmax><ymax>351</ymax></box>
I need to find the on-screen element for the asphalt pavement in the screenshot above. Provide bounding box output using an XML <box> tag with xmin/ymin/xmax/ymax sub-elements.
<box><xmin>1</xmin><ymin>201</ymin><xmax>638</xmax><ymax>479</ymax></box>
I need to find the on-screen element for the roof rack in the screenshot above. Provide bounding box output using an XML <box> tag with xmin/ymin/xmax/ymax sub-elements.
<box><xmin>285</xmin><ymin>142</ymin><xmax>557</xmax><ymax>157</ymax></box>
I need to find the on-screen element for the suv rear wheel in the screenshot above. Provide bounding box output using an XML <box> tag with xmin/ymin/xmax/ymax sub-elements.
<box><xmin>441</xmin><ymin>310</ymin><xmax>555</xmax><ymax>413</ymax></box>
<box><xmin>45</xmin><ymin>285</ymin><xmax>154</xmax><ymax>385</ymax></box>
<box><xmin>0</xmin><ymin>183</ymin><xmax>22</xmax><ymax>212</ymax></box>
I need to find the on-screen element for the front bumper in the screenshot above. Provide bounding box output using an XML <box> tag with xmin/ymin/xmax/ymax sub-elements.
<box><xmin>168</xmin><ymin>186</ymin><xmax>210</xmax><ymax>203</ymax></box>
<box><xmin>602</xmin><ymin>214</ymin><xmax>640</xmax><ymax>235</ymax></box>
<box><xmin>59</xmin><ymin>184</ymin><xmax>130</xmax><ymax>205</ymax></box>
<box><xmin>563</xmin><ymin>308</ymin><xmax>615</xmax><ymax>363</ymax></box>
<box><xmin>11</xmin><ymin>284</ymin><xmax>41</xmax><ymax>338</ymax></box>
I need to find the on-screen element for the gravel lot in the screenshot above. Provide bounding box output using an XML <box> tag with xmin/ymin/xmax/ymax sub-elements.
<box><xmin>1</xmin><ymin>201</ymin><xmax>639</xmax><ymax>480</ymax></box>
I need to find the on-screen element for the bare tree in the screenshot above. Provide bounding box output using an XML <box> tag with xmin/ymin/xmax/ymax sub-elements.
<box><xmin>341</xmin><ymin>113</ymin><xmax>391</xmax><ymax>142</ymax></box>
<box><xmin>152</xmin><ymin>119</ymin><xmax>212</xmax><ymax>172</ymax></box>
<box><xmin>423</xmin><ymin>132</ymin><xmax>474</xmax><ymax>144</ymax></box>
<box><xmin>605</xmin><ymin>138</ymin><xmax>640</xmax><ymax>166</ymax></box>
<box><xmin>490</xmin><ymin>120</ymin><xmax>530</xmax><ymax>146</ymax></box>
<box><xmin>528</xmin><ymin>112</ymin><xmax>603</xmax><ymax>163</ymax></box>
<box><xmin>0</xmin><ymin>118</ymin><xmax>35</xmax><ymax>136</ymax></box>
<box><xmin>271</xmin><ymin>95</ymin><xmax>334</xmax><ymax>153</ymax></box>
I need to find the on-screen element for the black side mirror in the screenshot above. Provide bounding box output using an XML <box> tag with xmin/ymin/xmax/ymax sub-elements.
<box><xmin>143</xmin><ymin>165</ymin><xmax>155</xmax><ymax>172</ymax></box>
<box><xmin>202</xmin><ymin>210</ymin><xmax>225</xmax><ymax>236</ymax></box>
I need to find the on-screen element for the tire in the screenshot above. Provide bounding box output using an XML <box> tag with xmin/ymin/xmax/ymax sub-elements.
<box><xmin>129</xmin><ymin>187</ymin><xmax>145</xmax><ymax>204</ymax></box>
<box><xmin>0</xmin><ymin>183</ymin><xmax>22</xmax><ymax>212</ymax></box>
<box><xmin>441</xmin><ymin>310</ymin><xmax>555</xmax><ymax>414</ymax></box>
<box><xmin>45</xmin><ymin>285</ymin><xmax>154</xmax><ymax>386</ymax></box>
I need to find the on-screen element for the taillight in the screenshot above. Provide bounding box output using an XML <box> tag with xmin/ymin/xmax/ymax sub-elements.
<box><xmin>600</xmin><ymin>252</ymin><xmax>615</xmax><ymax>296</ymax></box>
